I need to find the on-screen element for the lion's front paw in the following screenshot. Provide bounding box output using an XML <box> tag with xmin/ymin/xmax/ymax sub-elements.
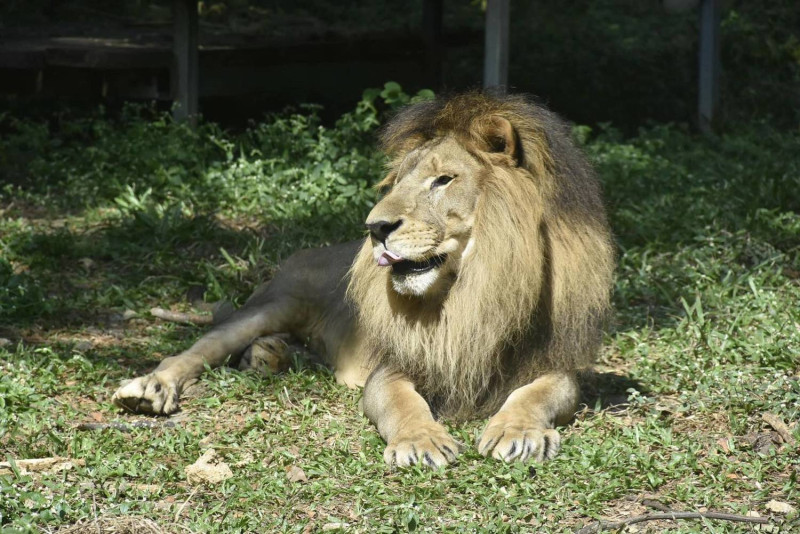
<box><xmin>384</xmin><ymin>421</ymin><xmax>461</xmax><ymax>468</ymax></box>
<box><xmin>112</xmin><ymin>373</ymin><xmax>180</xmax><ymax>415</ymax></box>
<box><xmin>478</xmin><ymin>412</ymin><xmax>561</xmax><ymax>463</ymax></box>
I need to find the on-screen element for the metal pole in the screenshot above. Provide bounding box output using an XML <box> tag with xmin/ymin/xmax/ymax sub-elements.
<box><xmin>698</xmin><ymin>0</ymin><xmax>720</xmax><ymax>133</ymax></box>
<box><xmin>483</xmin><ymin>0</ymin><xmax>509</xmax><ymax>92</ymax></box>
<box><xmin>173</xmin><ymin>0</ymin><xmax>199</xmax><ymax>123</ymax></box>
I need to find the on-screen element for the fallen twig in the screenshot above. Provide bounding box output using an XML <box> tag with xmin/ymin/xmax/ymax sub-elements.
<box><xmin>575</xmin><ymin>510</ymin><xmax>770</xmax><ymax>534</ymax></box>
<box><xmin>150</xmin><ymin>307</ymin><xmax>213</xmax><ymax>325</ymax></box>
<box><xmin>641</xmin><ymin>498</ymin><xmax>672</xmax><ymax>512</ymax></box>
<box><xmin>76</xmin><ymin>421</ymin><xmax>179</xmax><ymax>432</ymax></box>
<box><xmin>175</xmin><ymin>486</ymin><xmax>200</xmax><ymax>521</ymax></box>
<box><xmin>762</xmin><ymin>412</ymin><xmax>796</xmax><ymax>445</ymax></box>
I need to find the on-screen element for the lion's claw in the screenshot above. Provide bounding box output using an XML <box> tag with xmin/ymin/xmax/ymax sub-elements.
<box><xmin>384</xmin><ymin>423</ymin><xmax>461</xmax><ymax>468</ymax></box>
<box><xmin>478</xmin><ymin>414</ymin><xmax>561</xmax><ymax>463</ymax></box>
<box><xmin>112</xmin><ymin>373</ymin><xmax>180</xmax><ymax>415</ymax></box>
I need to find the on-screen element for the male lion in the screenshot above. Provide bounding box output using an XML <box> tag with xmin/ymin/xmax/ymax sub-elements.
<box><xmin>113</xmin><ymin>92</ymin><xmax>614</xmax><ymax>467</ymax></box>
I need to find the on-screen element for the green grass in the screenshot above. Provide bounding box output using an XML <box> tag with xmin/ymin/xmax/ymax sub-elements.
<box><xmin>1</xmin><ymin>95</ymin><xmax>799</xmax><ymax>533</ymax></box>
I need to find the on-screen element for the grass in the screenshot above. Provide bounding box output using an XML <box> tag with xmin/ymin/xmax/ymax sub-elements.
<box><xmin>1</xmin><ymin>95</ymin><xmax>799</xmax><ymax>533</ymax></box>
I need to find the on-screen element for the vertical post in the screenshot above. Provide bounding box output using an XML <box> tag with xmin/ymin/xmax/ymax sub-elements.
<box><xmin>422</xmin><ymin>0</ymin><xmax>444</xmax><ymax>91</ymax></box>
<box><xmin>173</xmin><ymin>0</ymin><xmax>199</xmax><ymax>123</ymax></box>
<box><xmin>698</xmin><ymin>0</ymin><xmax>720</xmax><ymax>134</ymax></box>
<box><xmin>483</xmin><ymin>0</ymin><xmax>509</xmax><ymax>92</ymax></box>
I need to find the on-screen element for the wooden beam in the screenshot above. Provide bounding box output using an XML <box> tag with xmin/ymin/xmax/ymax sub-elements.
<box><xmin>698</xmin><ymin>0</ymin><xmax>720</xmax><ymax>133</ymax></box>
<box><xmin>483</xmin><ymin>0</ymin><xmax>509</xmax><ymax>92</ymax></box>
<box><xmin>173</xmin><ymin>0</ymin><xmax>198</xmax><ymax>123</ymax></box>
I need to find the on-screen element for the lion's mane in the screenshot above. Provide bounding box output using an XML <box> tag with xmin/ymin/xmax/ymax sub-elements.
<box><xmin>348</xmin><ymin>93</ymin><xmax>615</xmax><ymax>418</ymax></box>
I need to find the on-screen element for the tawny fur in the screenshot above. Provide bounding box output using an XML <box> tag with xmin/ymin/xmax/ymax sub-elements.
<box><xmin>348</xmin><ymin>92</ymin><xmax>615</xmax><ymax>418</ymax></box>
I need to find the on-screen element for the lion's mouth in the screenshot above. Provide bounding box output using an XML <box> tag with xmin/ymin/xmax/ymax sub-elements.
<box><xmin>391</xmin><ymin>254</ymin><xmax>448</xmax><ymax>276</ymax></box>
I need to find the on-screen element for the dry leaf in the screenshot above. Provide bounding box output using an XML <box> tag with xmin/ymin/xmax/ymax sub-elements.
<box><xmin>0</xmin><ymin>457</ymin><xmax>85</xmax><ymax>476</ymax></box>
<box><xmin>286</xmin><ymin>465</ymin><xmax>307</xmax><ymax>483</ymax></box>
<box><xmin>762</xmin><ymin>413</ymin><xmax>796</xmax><ymax>445</ymax></box>
<box><xmin>765</xmin><ymin>500</ymin><xmax>796</xmax><ymax>514</ymax></box>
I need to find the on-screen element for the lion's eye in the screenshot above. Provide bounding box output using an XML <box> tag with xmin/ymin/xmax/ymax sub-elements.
<box><xmin>431</xmin><ymin>175</ymin><xmax>454</xmax><ymax>189</ymax></box>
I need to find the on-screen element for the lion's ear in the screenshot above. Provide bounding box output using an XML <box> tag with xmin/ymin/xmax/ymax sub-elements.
<box><xmin>475</xmin><ymin>116</ymin><xmax>522</xmax><ymax>165</ymax></box>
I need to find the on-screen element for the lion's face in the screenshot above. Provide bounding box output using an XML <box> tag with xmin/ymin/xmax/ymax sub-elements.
<box><xmin>365</xmin><ymin>137</ymin><xmax>484</xmax><ymax>297</ymax></box>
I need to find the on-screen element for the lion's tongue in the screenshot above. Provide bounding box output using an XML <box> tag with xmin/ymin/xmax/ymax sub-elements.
<box><xmin>378</xmin><ymin>250</ymin><xmax>403</xmax><ymax>267</ymax></box>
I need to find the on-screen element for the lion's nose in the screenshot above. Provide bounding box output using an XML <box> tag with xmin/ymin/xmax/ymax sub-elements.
<box><xmin>366</xmin><ymin>219</ymin><xmax>402</xmax><ymax>242</ymax></box>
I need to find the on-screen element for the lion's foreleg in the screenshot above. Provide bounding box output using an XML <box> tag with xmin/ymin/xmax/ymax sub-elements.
<box><xmin>113</xmin><ymin>304</ymin><xmax>288</xmax><ymax>415</ymax></box>
<box><xmin>362</xmin><ymin>365</ymin><xmax>461</xmax><ymax>468</ymax></box>
<box><xmin>477</xmin><ymin>372</ymin><xmax>579</xmax><ymax>463</ymax></box>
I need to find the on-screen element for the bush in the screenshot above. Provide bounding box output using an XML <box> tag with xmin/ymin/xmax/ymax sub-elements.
<box><xmin>0</xmin><ymin>84</ymin><xmax>437</xmax><ymax>232</ymax></box>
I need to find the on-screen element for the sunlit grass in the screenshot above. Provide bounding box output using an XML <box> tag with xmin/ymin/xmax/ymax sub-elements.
<box><xmin>1</xmin><ymin>100</ymin><xmax>799</xmax><ymax>532</ymax></box>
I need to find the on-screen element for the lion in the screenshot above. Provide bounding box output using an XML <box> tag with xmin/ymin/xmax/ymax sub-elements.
<box><xmin>112</xmin><ymin>92</ymin><xmax>615</xmax><ymax>467</ymax></box>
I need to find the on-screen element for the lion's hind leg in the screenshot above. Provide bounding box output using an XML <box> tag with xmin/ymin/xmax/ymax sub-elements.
<box><xmin>113</xmin><ymin>372</ymin><xmax>182</xmax><ymax>415</ymax></box>
<box><xmin>113</xmin><ymin>302</ymin><xmax>295</xmax><ymax>415</ymax></box>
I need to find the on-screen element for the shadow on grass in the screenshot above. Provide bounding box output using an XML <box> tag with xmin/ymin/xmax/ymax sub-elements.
<box><xmin>0</xmin><ymin>205</ymin><xmax>368</xmax><ymax>386</ymax></box>
<box><xmin>1</xmin><ymin>207</ymin><xmax>365</xmax><ymax>331</ymax></box>
<box><xmin>580</xmin><ymin>371</ymin><xmax>647</xmax><ymax>413</ymax></box>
